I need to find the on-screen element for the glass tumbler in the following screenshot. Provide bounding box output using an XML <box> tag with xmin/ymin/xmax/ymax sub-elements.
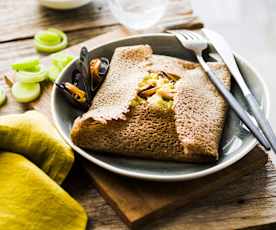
<box><xmin>108</xmin><ymin>0</ymin><xmax>168</xmax><ymax>31</ymax></box>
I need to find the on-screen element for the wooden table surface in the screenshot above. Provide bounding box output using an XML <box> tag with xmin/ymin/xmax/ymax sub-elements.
<box><xmin>1</xmin><ymin>0</ymin><xmax>276</xmax><ymax>229</ymax></box>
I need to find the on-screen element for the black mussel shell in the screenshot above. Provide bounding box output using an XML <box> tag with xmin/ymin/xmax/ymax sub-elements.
<box><xmin>89</xmin><ymin>57</ymin><xmax>109</xmax><ymax>93</ymax></box>
<box><xmin>98</xmin><ymin>57</ymin><xmax>109</xmax><ymax>76</ymax></box>
<box><xmin>71</xmin><ymin>69</ymin><xmax>88</xmax><ymax>96</ymax></box>
<box><xmin>78</xmin><ymin>47</ymin><xmax>92</xmax><ymax>100</ymax></box>
<box><xmin>55</xmin><ymin>82</ymin><xmax>90</xmax><ymax>111</ymax></box>
<box><xmin>56</xmin><ymin>46</ymin><xmax>110</xmax><ymax>111</ymax></box>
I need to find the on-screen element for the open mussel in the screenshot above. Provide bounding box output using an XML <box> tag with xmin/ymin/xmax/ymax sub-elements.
<box><xmin>55</xmin><ymin>81</ymin><xmax>89</xmax><ymax>110</ymax></box>
<box><xmin>56</xmin><ymin>46</ymin><xmax>110</xmax><ymax>111</ymax></box>
<box><xmin>158</xmin><ymin>71</ymin><xmax>180</xmax><ymax>82</ymax></box>
<box><xmin>90</xmin><ymin>58</ymin><xmax>109</xmax><ymax>80</ymax></box>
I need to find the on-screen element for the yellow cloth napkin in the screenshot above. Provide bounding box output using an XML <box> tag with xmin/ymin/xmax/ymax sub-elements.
<box><xmin>0</xmin><ymin>111</ymin><xmax>87</xmax><ymax>229</ymax></box>
<box><xmin>0</xmin><ymin>110</ymin><xmax>74</xmax><ymax>184</ymax></box>
<box><xmin>0</xmin><ymin>152</ymin><xmax>87</xmax><ymax>230</ymax></box>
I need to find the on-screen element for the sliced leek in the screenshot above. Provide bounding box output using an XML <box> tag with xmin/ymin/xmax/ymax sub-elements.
<box><xmin>48</xmin><ymin>65</ymin><xmax>60</xmax><ymax>82</ymax></box>
<box><xmin>11</xmin><ymin>82</ymin><xmax>41</xmax><ymax>103</ymax></box>
<box><xmin>51</xmin><ymin>52</ymin><xmax>74</xmax><ymax>70</ymax></box>
<box><xmin>11</xmin><ymin>58</ymin><xmax>40</xmax><ymax>71</ymax></box>
<box><xmin>48</xmin><ymin>52</ymin><xmax>75</xmax><ymax>81</ymax></box>
<box><xmin>16</xmin><ymin>65</ymin><xmax>48</xmax><ymax>83</ymax></box>
<box><xmin>35</xmin><ymin>31</ymin><xmax>61</xmax><ymax>46</ymax></box>
<box><xmin>35</xmin><ymin>28</ymin><xmax>68</xmax><ymax>53</ymax></box>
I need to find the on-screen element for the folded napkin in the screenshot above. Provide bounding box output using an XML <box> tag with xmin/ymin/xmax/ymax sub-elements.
<box><xmin>0</xmin><ymin>110</ymin><xmax>73</xmax><ymax>184</ymax></box>
<box><xmin>0</xmin><ymin>111</ymin><xmax>87</xmax><ymax>229</ymax></box>
<box><xmin>0</xmin><ymin>152</ymin><xmax>87</xmax><ymax>230</ymax></box>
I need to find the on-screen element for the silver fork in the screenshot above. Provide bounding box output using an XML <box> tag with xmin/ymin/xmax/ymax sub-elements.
<box><xmin>168</xmin><ymin>30</ymin><xmax>271</xmax><ymax>151</ymax></box>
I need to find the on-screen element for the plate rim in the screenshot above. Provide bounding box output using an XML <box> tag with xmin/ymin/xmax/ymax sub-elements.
<box><xmin>51</xmin><ymin>32</ymin><xmax>270</xmax><ymax>181</ymax></box>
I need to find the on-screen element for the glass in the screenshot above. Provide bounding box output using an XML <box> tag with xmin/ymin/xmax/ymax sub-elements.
<box><xmin>108</xmin><ymin>0</ymin><xmax>168</xmax><ymax>31</ymax></box>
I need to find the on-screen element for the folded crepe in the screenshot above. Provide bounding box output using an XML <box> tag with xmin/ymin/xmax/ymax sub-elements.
<box><xmin>71</xmin><ymin>45</ymin><xmax>231</xmax><ymax>162</ymax></box>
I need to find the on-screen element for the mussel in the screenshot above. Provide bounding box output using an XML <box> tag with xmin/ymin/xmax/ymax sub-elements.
<box><xmin>159</xmin><ymin>71</ymin><xmax>180</xmax><ymax>82</ymax></box>
<box><xmin>90</xmin><ymin>57</ymin><xmax>109</xmax><ymax>82</ymax></box>
<box><xmin>56</xmin><ymin>47</ymin><xmax>110</xmax><ymax>110</ymax></box>
<box><xmin>138</xmin><ymin>86</ymin><xmax>158</xmax><ymax>98</ymax></box>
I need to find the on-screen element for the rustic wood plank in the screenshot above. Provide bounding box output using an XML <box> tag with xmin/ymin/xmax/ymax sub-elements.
<box><xmin>0</xmin><ymin>0</ymin><xmax>202</xmax><ymax>43</ymax></box>
<box><xmin>64</xmin><ymin>155</ymin><xmax>276</xmax><ymax>230</ymax></box>
<box><xmin>84</xmin><ymin>147</ymin><xmax>268</xmax><ymax>229</ymax></box>
<box><xmin>63</xmin><ymin>162</ymin><xmax>127</xmax><ymax>230</ymax></box>
<box><xmin>0</xmin><ymin>26</ymin><xmax>119</xmax><ymax>115</ymax></box>
<box><xmin>0</xmin><ymin>0</ymin><xmax>115</xmax><ymax>42</ymax></box>
<box><xmin>0</xmin><ymin>25</ymin><xmax>119</xmax><ymax>73</ymax></box>
<box><xmin>146</xmin><ymin>158</ymin><xmax>276</xmax><ymax>230</ymax></box>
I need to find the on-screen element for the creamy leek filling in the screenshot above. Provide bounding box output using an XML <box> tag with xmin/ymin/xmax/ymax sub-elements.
<box><xmin>130</xmin><ymin>72</ymin><xmax>179</xmax><ymax>110</ymax></box>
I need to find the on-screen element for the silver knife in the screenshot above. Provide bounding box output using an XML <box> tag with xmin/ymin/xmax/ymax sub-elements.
<box><xmin>203</xmin><ymin>28</ymin><xmax>276</xmax><ymax>153</ymax></box>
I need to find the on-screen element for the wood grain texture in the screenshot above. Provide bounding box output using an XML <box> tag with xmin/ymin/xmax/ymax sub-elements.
<box><xmin>0</xmin><ymin>25</ymin><xmax>119</xmax><ymax>115</ymax></box>
<box><xmin>0</xmin><ymin>0</ymin><xmax>202</xmax><ymax>43</ymax></box>
<box><xmin>64</xmin><ymin>154</ymin><xmax>276</xmax><ymax>230</ymax></box>
<box><xmin>84</xmin><ymin>147</ymin><xmax>268</xmax><ymax>229</ymax></box>
<box><xmin>0</xmin><ymin>25</ymin><xmax>119</xmax><ymax>73</ymax></box>
<box><xmin>1</xmin><ymin>1</ymin><xmax>276</xmax><ymax>229</ymax></box>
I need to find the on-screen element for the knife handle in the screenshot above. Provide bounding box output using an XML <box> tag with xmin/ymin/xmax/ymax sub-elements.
<box><xmin>245</xmin><ymin>94</ymin><xmax>276</xmax><ymax>152</ymax></box>
<box><xmin>196</xmin><ymin>55</ymin><xmax>271</xmax><ymax>150</ymax></box>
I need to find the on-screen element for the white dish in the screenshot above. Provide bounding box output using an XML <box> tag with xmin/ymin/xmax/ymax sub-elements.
<box><xmin>51</xmin><ymin>33</ymin><xmax>270</xmax><ymax>181</ymax></box>
<box><xmin>38</xmin><ymin>0</ymin><xmax>91</xmax><ymax>10</ymax></box>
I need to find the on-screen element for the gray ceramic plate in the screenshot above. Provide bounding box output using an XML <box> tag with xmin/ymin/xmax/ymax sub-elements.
<box><xmin>51</xmin><ymin>33</ymin><xmax>270</xmax><ymax>181</ymax></box>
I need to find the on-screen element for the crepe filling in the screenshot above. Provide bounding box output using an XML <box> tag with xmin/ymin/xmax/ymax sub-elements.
<box><xmin>130</xmin><ymin>71</ymin><xmax>180</xmax><ymax>110</ymax></box>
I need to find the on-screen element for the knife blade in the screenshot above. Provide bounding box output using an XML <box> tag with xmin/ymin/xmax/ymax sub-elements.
<box><xmin>203</xmin><ymin>29</ymin><xmax>251</xmax><ymax>95</ymax></box>
<box><xmin>203</xmin><ymin>28</ymin><xmax>276</xmax><ymax>153</ymax></box>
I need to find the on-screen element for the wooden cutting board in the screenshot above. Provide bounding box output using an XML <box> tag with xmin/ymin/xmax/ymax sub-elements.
<box><xmin>84</xmin><ymin>147</ymin><xmax>267</xmax><ymax>229</ymax></box>
<box><xmin>2</xmin><ymin>26</ymin><xmax>268</xmax><ymax>229</ymax></box>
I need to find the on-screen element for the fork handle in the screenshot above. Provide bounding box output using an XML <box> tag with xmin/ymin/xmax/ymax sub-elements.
<box><xmin>196</xmin><ymin>54</ymin><xmax>271</xmax><ymax>150</ymax></box>
<box><xmin>245</xmin><ymin>94</ymin><xmax>276</xmax><ymax>153</ymax></box>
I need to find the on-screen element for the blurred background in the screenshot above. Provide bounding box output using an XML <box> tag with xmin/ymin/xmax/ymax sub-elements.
<box><xmin>192</xmin><ymin>0</ymin><xmax>276</xmax><ymax>128</ymax></box>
